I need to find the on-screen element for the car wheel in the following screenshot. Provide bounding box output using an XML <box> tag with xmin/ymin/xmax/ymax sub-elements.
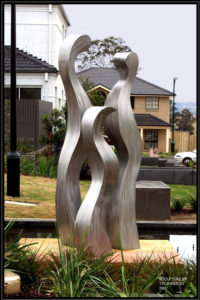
<box><xmin>182</xmin><ymin>157</ymin><xmax>192</xmax><ymax>167</ymax></box>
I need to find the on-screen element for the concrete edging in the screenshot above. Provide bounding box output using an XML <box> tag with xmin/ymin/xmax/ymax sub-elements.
<box><xmin>4</xmin><ymin>218</ymin><xmax>197</xmax><ymax>233</ymax></box>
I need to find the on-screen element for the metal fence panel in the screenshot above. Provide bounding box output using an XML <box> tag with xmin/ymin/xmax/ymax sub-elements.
<box><xmin>4</xmin><ymin>99</ymin><xmax>52</xmax><ymax>151</ymax></box>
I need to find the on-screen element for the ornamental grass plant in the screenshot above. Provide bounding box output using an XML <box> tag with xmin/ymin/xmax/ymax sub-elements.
<box><xmin>187</xmin><ymin>195</ymin><xmax>197</xmax><ymax>212</ymax></box>
<box><xmin>171</xmin><ymin>197</ymin><xmax>187</xmax><ymax>212</ymax></box>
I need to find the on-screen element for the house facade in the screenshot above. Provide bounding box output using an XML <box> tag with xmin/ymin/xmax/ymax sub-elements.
<box><xmin>77</xmin><ymin>67</ymin><xmax>173</xmax><ymax>153</ymax></box>
<box><xmin>4</xmin><ymin>4</ymin><xmax>70</xmax><ymax>108</ymax></box>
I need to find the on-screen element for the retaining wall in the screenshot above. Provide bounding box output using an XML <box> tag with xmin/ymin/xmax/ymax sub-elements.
<box><xmin>137</xmin><ymin>167</ymin><xmax>196</xmax><ymax>185</ymax></box>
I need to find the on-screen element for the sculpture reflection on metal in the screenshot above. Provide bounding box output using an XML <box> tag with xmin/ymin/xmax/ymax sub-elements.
<box><xmin>56</xmin><ymin>34</ymin><xmax>142</xmax><ymax>255</ymax></box>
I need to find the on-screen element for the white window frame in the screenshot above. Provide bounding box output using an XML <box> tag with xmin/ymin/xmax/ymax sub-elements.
<box><xmin>145</xmin><ymin>96</ymin><xmax>159</xmax><ymax>110</ymax></box>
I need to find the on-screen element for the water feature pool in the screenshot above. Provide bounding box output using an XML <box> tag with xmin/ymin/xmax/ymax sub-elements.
<box><xmin>170</xmin><ymin>235</ymin><xmax>196</xmax><ymax>262</ymax></box>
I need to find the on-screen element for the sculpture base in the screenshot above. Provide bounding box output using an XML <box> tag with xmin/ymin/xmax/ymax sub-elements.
<box><xmin>19</xmin><ymin>238</ymin><xmax>183</xmax><ymax>265</ymax></box>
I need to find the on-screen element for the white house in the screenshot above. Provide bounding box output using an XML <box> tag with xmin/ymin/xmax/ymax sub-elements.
<box><xmin>4</xmin><ymin>4</ymin><xmax>70</xmax><ymax>109</ymax></box>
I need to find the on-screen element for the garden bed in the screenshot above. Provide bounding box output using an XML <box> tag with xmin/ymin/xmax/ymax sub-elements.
<box><xmin>170</xmin><ymin>208</ymin><xmax>197</xmax><ymax>222</ymax></box>
<box><xmin>4</xmin><ymin>220</ymin><xmax>197</xmax><ymax>298</ymax></box>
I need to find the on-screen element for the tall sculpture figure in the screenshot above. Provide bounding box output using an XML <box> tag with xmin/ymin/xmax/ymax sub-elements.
<box><xmin>104</xmin><ymin>53</ymin><xmax>142</xmax><ymax>249</ymax></box>
<box><xmin>56</xmin><ymin>34</ymin><xmax>142</xmax><ymax>255</ymax></box>
<box><xmin>56</xmin><ymin>34</ymin><xmax>92</xmax><ymax>245</ymax></box>
<box><xmin>75</xmin><ymin>106</ymin><xmax>119</xmax><ymax>256</ymax></box>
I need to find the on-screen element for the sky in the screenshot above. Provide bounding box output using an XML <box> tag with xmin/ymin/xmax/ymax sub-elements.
<box><xmin>63</xmin><ymin>4</ymin><xmax>196</xmax><ymax>103</ymax></box>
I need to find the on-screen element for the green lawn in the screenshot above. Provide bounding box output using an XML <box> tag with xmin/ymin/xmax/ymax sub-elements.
<box><xmin>4</xmin><ymin>175</ymin><xmax>196</xmax><ymax>219</ymax></box>
<box><xmin>169</xmin><ymin>184</ymin><xmax>196</xmax><ymax>208</ymax></box>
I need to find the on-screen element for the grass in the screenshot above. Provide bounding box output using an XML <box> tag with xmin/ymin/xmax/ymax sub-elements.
<box><xmin>169</xmin><ymin>184</ymin><xmax>196</xmax><ymax>209</ymax></box>
<box><xmin>4</xmin><ymin>175</ymin><xmax>90</xmax><ymax>219</ymax></box>
<box><xmin>4</xmin><ymin>175</ymin><xmax>196</xmax><ymax>219</ymax></box>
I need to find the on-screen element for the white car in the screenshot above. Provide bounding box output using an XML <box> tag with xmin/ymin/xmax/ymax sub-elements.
<box><xmin>174</xmin><ymin>149</ymin><xmax>196</xmax><ymax>166</ymax></box>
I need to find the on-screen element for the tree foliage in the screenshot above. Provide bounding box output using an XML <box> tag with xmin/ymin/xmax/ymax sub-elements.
<box><xmin>39</xmin><ymin>76</ymin><xmax>107</xmax><ymax>156</ymax></box>
<box><xmin>175</xmin><ymin>108</ymin><xmax>194</xmax><ymax>134</ymax></box>
<box><xmin>170</xmin><ymin>99</ymin><xmax>180</xmax><ymax>128</ymax></box>
<box><xmin>76</xmin><ymin>36</ymin><xmax>132</xmax><ymax>70</ymax></box>
<box><xmin>80</xmin><ymin>77</ymin><xmax>106</xmax><ymax>106</ymax></box>
<box><xmin>40</xmin><ymin>105</ymin><xmax>67</xmax><ymax>155</ymax></box>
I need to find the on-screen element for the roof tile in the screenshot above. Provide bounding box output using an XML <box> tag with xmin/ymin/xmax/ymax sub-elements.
<box><xmin>4</xmin><ymin>46</ymin><xmax>58</xmax><ymax>73</ymax></box>
<box><xmin>77</xmin><ymin>67</ymin><xmax>173</xmax><ymax>96</ymax></box>
<box><xmin>134</xmin><ymin>114</ymin><xmax>170</xmax><ymax>126</ymax></box>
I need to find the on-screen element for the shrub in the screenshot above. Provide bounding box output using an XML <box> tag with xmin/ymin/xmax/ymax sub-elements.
<box><xmin>40</xmin><ymin>108</ymin><xmax>67</xmax><ymax>156</ymax></box>
<box><xmin>187</xmin><ymin>195</ymin><xmax>197</xmax><ymax>212</ymax></box>
<box><xmin>17</xmin><ymin>138</ymin><xmax>35</xmax><ymax>154</ymax></box>
<box><xmin>48</xmin><ymin>156</ymin><xmax>58</xmax><ymax>178</ymax></box>
<box><xmin>20</xmin><ymin>157</ymin><xmax>37</xmax><ymax>176</ymax></box>
<box><xmin>171</xmin><ymin>197</ymin><xmax>187</xmax><ymax>212</ymax></box>
<box><xmin>37</xmin><ymin>156</ymin><xmax>58</xmax><ymax>178</ymax></box>
<box><xmin>4</xmin><ymin>220</ymin><xmax>46</xmax><ymax>288</ymax></box>
<box><xmin>38</xmin><ymin>157</ymin><xmax>50</xmax><ymax>177</ymax></box>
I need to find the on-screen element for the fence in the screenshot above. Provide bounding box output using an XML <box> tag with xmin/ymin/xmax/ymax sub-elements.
<box><xmin>174</xmin><ymin>131</ymin><xmax>196</xmax><ymax>152</ymax></box>
<box><xmin>5</xmin><ymin>99</ymin><xmax>52</xmax><ymax>150</ymax></box>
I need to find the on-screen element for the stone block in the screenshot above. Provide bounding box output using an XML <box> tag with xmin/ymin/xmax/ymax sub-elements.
<box><xmin>141</xmin><ymin>156</ymin><xmax>158</xmax><ymax>166</ymax></box>
<box><xmin>158</xmin><ymin>158</ymin><xmax>167</xmax><ymax>167</ymax></box>
<box><xmin>4</xmin><ymin>271</ymin><xmax>21</xmax><ymax>296</ymax></box>
<box><xmin>136</xmin><ymin>181</ymin><xmax>170</xmax><ymax>220</ymax></box>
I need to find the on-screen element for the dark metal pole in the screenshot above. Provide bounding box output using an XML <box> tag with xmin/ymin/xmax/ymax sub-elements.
<box><xmin>7</xmin><ymin>4</ymin><xmax>20</xmax><ymax>197</ymax></box>
<box><xmin>171</xmin><ymin>77</ymin><xmax>177</xmax><ymax>153</ymax></box>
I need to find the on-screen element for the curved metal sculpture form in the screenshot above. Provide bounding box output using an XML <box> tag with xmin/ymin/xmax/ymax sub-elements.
<box><xmin>104</xmin><ymin>52</ymin><xmax>142</xmax><ymax>250</ymax></box>
<box><xmin>56</xmin><ymin>34</ymin><xmax>92</xmax><ymax>245</ymax></box>
<box><xmin>75</xmin><ymin>106</ymin><xmax>119</xmax><ymax>256</ymax></box>
<box><xmin>56</xmin><ymin>33</ymin><xmax>142</xmax><ymax>255</ymax></box>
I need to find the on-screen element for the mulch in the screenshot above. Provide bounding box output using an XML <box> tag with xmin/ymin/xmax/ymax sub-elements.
<box><xmin>170</xmin><ymin>208</ymin><xmax>196</xmax><ymax>222</ymax></box>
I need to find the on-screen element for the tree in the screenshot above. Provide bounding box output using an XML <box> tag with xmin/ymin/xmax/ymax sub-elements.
<box><xmin>80</xmin><ymin>77</ymin><xmax>106</xmax><ymax>106</ymax></box>
<box><xmin>176</xmin><ymin>108</ymin><xmax>194</xmax><ymax>134</ymax></box>
<box><xmin>40</xmin><ymin>105</ymin><xmax>67</xmax><ymax>156</ymax></box>
<box><xmin>170</xmin><ymin>99</ymin><xmax>180</xmax><ymax>129</ymax></box>
<box><xmin>39</xmin><ymin>76</ymin><xmax>107</xmax><ymax>157</ymax></box>
<box><xmin>76</xmin><ymin>36</ymin><xmax>132</xmax><ymax>70</ymax></box>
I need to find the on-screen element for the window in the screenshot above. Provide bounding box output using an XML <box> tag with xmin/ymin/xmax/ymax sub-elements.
<box><xmin>4</xmin><ymin>87</ymin><xmax>41</xmax><ymax>100</ymax></box>
<box><xmin>20</xmin><ymin>88</ymin><xmax>41</xmax><ymax>99</ymax></box>
<box><xmin>130</xmin><ymin>96</ymin><xmax>135</xmax><ymax>109</ymax></box>
<box><xmin>5</xmin><ymin>88</ymin><xmax>19</xmax><ymax>99</ymax></box>
<box><xmin>58</xmin><ymin>98</ymin><xmax>61</xmax><ymax>110</ymax></box>
<box><xmin>145</xmin><ymin>97</ymin><xmax>159</xmax><ymax>110</ymax></box>
<box><xmin>144</xmin><ymin>129</ymin><xmax>158</xmax><ymax>149</ymax></box>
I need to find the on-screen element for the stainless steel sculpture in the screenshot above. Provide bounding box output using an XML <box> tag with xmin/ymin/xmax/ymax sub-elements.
<box><xmin>56</xmin><ymin>34</ymin><xmax>142</xmax><ymax>255</ymax></box>
<box><xmin>104</xmin><ymin>53</ymin><xmax>142</xmax><ymax>249</ymax></box>
<box><xmin>75</xmin><ymin>106</ymin><xmax>119</xmax><ymax>256</ymax></box>
<box><xmin>56</xmin><ymin>34</ymin><xmax>92</xmax><ymax>245</ymax></box>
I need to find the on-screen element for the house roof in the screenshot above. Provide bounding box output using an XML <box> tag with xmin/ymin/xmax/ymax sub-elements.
<box><xmin>134</xmin><ymin>114</ymin><xmax>170</xmax><ymax>127</ymax></box>
<box><xmin>4</xmin><ymin>46</ymin><xmax>58</xmax><ymax>73</ymax></box>
<box><xmin>77</xmin><ymin>67</ymin><xmax>174</xmax><ymax>96</ymax></box>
